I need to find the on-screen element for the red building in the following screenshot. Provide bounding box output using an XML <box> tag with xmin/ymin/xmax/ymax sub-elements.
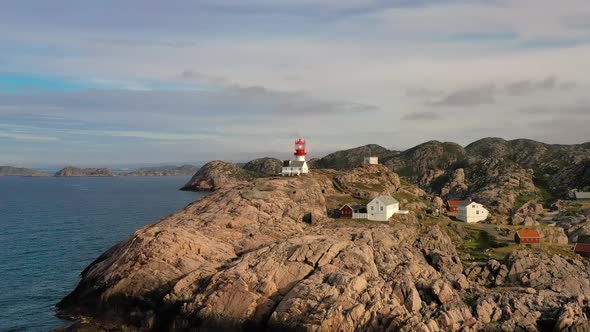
<box><xmin>339</xmin><ymin>204</ymin><xmax>354</xmax><ymax>218</ymax></box>
<box><xmin>446</xmin><ymin>200</ymin><xmax>464</xmax><ymax>213</ymax></box>
<box><xmin>339</xmin><ymin>204</ymin><xmax>363</xmax><ymax>218</ymax></box>
<box><xmin>515</xmin><ymin>229</ymin><xmax>541</xmax><ymax>245</ymax></box>
<box><xmin>574</xmin><ymin>243</ymin><xmax>590</xmax><ymax>258</ymax></box>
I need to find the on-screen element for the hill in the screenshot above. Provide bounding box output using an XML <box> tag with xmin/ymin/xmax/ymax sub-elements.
<box><xmin>0</xmin><ymin>166</ymin><xmax>50</xmax><ymax>177</ymax></box>
<box><xmin>313</xmin><ymin>138</ymin><xmax>590</xmax><ymax>214</ymax></box>
<box><xmin>121</xmin><ymin>165</ymin><xmax>199</xmax><ymax>176</ymax></box>
<box><xmin>54</xmin><ymin>167</ymin><xmax>115</xmax><ymax>177</ymax></box>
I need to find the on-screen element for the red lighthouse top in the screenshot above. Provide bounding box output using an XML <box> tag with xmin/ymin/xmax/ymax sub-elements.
<box><xmin>294</xmin><ymin>138</ymin><xmax>307</xmax><ymax>156</ymax></box>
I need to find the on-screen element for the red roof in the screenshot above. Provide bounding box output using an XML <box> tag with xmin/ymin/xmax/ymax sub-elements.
<box><xmin>447</xmin><ymin>200</ymin><xmax>463</xmax><ymax>207</ymax></box>
<box><xmin>574</xmin><ymin>243</ymin><xmax>590</xmax><ymax>253</ymax></box>
<box><xmin>516</xmin><ymin>229</ymin><xmax>541</xmax><ymax>238</ymax></box>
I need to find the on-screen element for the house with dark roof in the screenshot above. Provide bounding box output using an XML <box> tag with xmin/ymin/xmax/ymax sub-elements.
<box><xmin>515</xmin><ymin>229</ymin><xmax>541</xmax><ymax>245</ymax></box>
<box><xmin>574</xmin><ymin>243</ymin><xmax>590</xmax><ymax>258</ymax></box>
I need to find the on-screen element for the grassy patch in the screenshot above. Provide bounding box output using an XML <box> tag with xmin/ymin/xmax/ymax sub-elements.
<box><xmin>458</xmin><ymin>229</ymin><xmax>514</xmax><ymax>262</ymax></box>
<box><xmin>514</xmin><ymin>193</ymin><xmax>536</xmax><ymax>210</ymax></box>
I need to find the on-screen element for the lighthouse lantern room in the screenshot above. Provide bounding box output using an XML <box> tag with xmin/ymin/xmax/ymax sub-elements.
<box><xmin>282</xmin><ymin>138</ymin><xmax>309</xmax><ymax>176</ymax></box>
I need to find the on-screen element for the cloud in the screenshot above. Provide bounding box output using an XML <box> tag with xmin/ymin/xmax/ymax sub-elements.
<box><xmin>431</xmin><ymin>85</ymin><xmax>497</xmax><ymax>107</ymax></box>
<box><xmin>517</xmin><ymin>103</ymin><xmax>590</xmax><ymax>115</ymax></box>
<box><xmin>431</xmin><ymin>77</ymin><xmax>578</xmax><ymax>107</ymax></box>
<box><xmin>402</xmin><ymin>111</ymin><xmax>441</xmax><ymax>121</ymax></box>
<box><xmin>504</xmin><ymin>76</ymin><xmax>576</xmax><ymax>96</ymax></box>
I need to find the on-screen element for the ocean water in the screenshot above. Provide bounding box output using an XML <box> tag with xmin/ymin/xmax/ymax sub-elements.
<box><xmin>0</xmin><ymin>176</ymin><xmax>203</xmax><ymax>331</ymax></box>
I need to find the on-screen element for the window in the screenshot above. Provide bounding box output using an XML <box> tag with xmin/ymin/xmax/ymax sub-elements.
<box><xmin>476</xmin><ymin>210</ymin><xmax>479</xmax><ymax>215</ymax></box>
<box><xmin>380</xmin><ymin>206</ymin><xmax>384</xmax><ymax>211</ymax></box>
<box><xmin>371</xmin><ymin>206</ymin><xmax>374</xmax><ymax>211</ymax></box>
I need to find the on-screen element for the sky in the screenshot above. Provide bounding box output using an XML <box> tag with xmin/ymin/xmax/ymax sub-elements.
<box><xmin>1</xmin><ymin>0</ymin><xmax>589</xmax><ymax>166</ymax></box>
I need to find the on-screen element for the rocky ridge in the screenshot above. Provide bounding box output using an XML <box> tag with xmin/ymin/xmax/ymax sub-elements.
<box><xmin>180</xmin><ymin>160</ymin><xmax>256</xmax><ymax>191</ymax></box>
<box><xmin>313</xmin><ymin>138</ymin><xmax>590</xmax><ymax>214</ymax></box>
<box><xmin>55</xmin><ymin>167</ymin><xmax>115</xmax><ymax>177</ymax></box>
<box><xmin>242</xmin><ymin>157</ymin><xmax>283</xmax><ymax>176</ymax></box>
<box><xmin>122</xmin><ymin>165</ymin><xmax>199</xmax><ymax>176</ymax></box>
<box><xmin>0</xmin><ymin>166</ymin><xmax>50</xmax><ymax>177</ymax></box>
<box><xmin>58</xmin><ymin>163</ymin><xmax>590</xmax><ymax>331</ymax></box>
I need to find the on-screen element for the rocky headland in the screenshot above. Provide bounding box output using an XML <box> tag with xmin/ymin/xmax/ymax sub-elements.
<box><xmin>180</xmin><ymin>160</ymin><xmax>256</xmax><ymax>191</ymax></box>
<box><xmin>57</xmin><ymin>161</ymin><xmax>590</xmax><ymax>331</ymax></box>
<box><xmin>55</xmin><ymin>167</ymin><xmax>115</xmax><ymax>177</ymax></box>
<box><xmin>0</xmin><ymin>166</ymin><xmax>50</xmax><ymax>177</ymax></box>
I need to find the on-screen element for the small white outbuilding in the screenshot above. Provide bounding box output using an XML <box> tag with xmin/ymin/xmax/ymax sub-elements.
<box><xmin>367</xmin><ymin>195</ymin><xmax>399</xmax><ymax>221</ymax></box>
<box><xmin>457</xmin><ymin>201</ymin><xmax>489</xmax><ymax>223</ymax></box>
<box><xmin>363</xmin><ymin>156</ymin><xmax>379</xmax><ymax>165</ymax></box>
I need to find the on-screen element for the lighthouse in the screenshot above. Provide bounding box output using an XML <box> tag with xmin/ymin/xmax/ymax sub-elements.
<box><xmin>294</xmin><ymin>138</ymin><xmax>307</xmax><ymax>162</ymax></box>
<box><xmin>281</xmin><ymin>138</ymin><xmax>310</xmax><ymax>176</ymax></box>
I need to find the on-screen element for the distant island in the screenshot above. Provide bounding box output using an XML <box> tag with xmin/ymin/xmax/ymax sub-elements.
<box><xmin>120</xmin><ymin>165</ymin><xmax>199</xmax><ymax>177</ymax></box>
<box><xmin>54</xmin><ymin>167</ymin><xmax>115</xmax><ymax>177</ymax></box>
<box><xmin>0</xmin><ymin>166</ymin><xmax>50</xmax><ymax>177</ymax></box>
<box><xmin>1</xmin><ymin>165</ymin><xmax>201</xmax><ymax>177</ymax></box>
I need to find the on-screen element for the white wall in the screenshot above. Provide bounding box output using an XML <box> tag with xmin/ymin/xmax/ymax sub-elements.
<box><xmin>458</xmin><ymin>203</ymin><xmax>489</xmax><ymax>223</ymax></box>
<box><xmin>367</xmin><ymin>200</ymin><xmax>399</xmax><ymax>221</ymax></box>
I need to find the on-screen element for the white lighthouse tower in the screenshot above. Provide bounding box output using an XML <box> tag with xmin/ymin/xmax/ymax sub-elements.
<box><xmin>281</xmin><ymin>138</ymin><xmax>309</xmax><ymax>176</ymax></box>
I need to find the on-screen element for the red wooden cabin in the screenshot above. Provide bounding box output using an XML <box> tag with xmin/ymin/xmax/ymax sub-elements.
<box><xmin>339</xmin><ymin>204</ymin><xmax>354</xmax><ymax>218</ymax></box>
<box><xmin>515</xmin><ymin>229</ymin><xmax>541</xmax><ymax>245</ymax></box>
<box><xmin>446</xmin><ymin>200</ymin><xmax>464</xmax><ymax>213</ymax></box>
<box><xmin>574</xmin><ymin>243</ymin><xmax>590</xmax><ymax>258</ymax></box>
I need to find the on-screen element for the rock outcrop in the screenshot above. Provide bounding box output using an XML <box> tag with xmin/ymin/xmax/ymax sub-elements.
<box><xmin>57</xmin><ymin>164</ymin><xmax>590</xmax><ymax>331</ymax></box>
<box><xmin>0</xmin><ymin>166</ymin><xmax>49</xmax><ymax>177</ymax></box>
<box><xmin>511</xmin><ymin>200</ymin><xmax>544</xmax><ymax>226</ymax></box>
<box><xmin>180</xmin><ymin>160</ymin><xmax>255</xmax><ymax>191</ymax></box>
<box><xmin>329</xmin><ymin>164</ymin><xmax>401</xmax><ymax>199</ymax></box>
<box><xmin>311</xmin><ymin>144</ymin><xmax>396</xmax><ymax>170</ymax></box>
<box><xmin>55</xmin><ymin>167</ymin><xmax>114</xmax><ymax>177</ymax></box>
<box><xmin>242</xmin><ymin>157</ymin><xmax>283</xmax><ymax>176</ymax></box>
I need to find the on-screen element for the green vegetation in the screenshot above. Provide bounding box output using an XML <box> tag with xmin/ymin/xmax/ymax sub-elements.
<box><xmin>513</xmin><ymin>193</ymin><xmax>536</xmax><ymax>210</ymax></box>
<box><xmin>430</xmin><ymin>174</ymin><xmax>450</xmax><ymax>193</ymax></box>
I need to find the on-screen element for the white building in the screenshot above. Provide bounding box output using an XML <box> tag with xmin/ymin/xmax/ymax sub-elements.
<box><xmin>363</xmin><ymin>156</ymin><xmax>379</xmax><ymax>165</ymax></box>
<box><xmin>282</xmin><ymin>138</ymin><xmax>310</xmax><ymax>176</ymax></box>
<box><xmin>457</xmin><ymin>201</ymin><xmax>489</xmax><ymax>223</ymax></box>
<box><xmin>281</xmin><ymin>160</ymin><xmax>308</xmax><ymax>176</ymax></box>
<box><xmin>367</xmin><ymin>195</ymin><xmax>399</xmax><ymax>221</ymax></box>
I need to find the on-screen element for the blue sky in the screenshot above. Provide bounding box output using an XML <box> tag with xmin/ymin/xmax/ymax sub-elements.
<box><xmin>1</xmin><ymin>0</ymin><xmax>589</xmax><ymax>166</ymax></box>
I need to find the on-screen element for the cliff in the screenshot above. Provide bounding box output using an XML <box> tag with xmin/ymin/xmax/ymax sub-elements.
<box><xmin>57</xmin><ymin>164</ymin><xmax>590</xmax><ymax>331</ymax></box>
<box><xmin>55</xmin><ymin>167</ymin><xmax>115</xmax><ymax>177</ymax></box>
<box><xmin>0</xmin><ymin>166</ymin><xmax>50</xmax><ymax>177</ymax></box>
<box><xmin>122</xmin><ymin>165</ymin><xmax>199</xmax><ymax>176</ymax></box>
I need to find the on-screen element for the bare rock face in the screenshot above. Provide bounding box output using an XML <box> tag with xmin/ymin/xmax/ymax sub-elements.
<box><xmin>55</xmin><ymin>167</ymin><xmax>114</xmax><ymax>177</ymax></box>
<box><xmin>331</xmin><ymin>164</ymin><xmax>401</xmax><ymax>199</ymax></box>
<box><xmin>242</xmin><ymin>157</ymin><xmax>283</xmax><ymax>176</ymax></box>
<box><xmin>180</xmin><ymin>160</ymin><xmax>255</xmax><ymax>191</ymax></box>
<box><xmin>57</xmin><ymin>165</ymin><xmax>590</xmax><ymax>331</ymax></box>
<box><xmin>468</xmin><ymin>158</ymin><xmax>537</xmax><ymax>215</ymax></box>
<box><xmin>440</xmin><ymin>168</ymin><xmax>468</xmax><ymax>198</ymax></box>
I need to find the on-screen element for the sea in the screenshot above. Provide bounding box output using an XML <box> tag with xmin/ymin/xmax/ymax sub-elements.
<box><xmin>0</xmin><ymin>176</ymin><xmax>203</xmax><ymax>331</ymax></box>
